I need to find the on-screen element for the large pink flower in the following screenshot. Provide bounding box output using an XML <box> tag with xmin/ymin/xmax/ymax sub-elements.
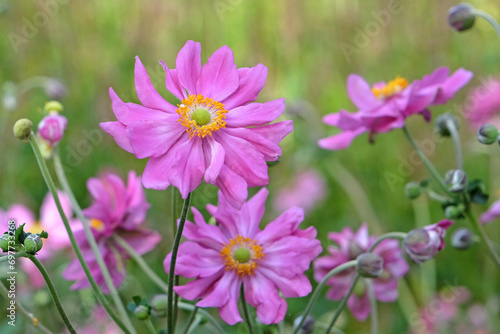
<box><xmin>165</xmin><ymin>188</ymin><xmax>322</xmax><ymax>325</ymax></box>
<box><xmin>464</xmin><ymin>78</ymin><xmax>500</xmax><ymax>129</ymax></box>
<box><xmin>313</xmin><ymin>223</ymin><xmax>409</xmax><ymax>321</ymax></box>
<box><xmin>319</xmin><ymin>68</ymin><xmax>473</xmax><ymax>150</ymax></box>
<box><xmin>62</xmin><ymin>171</ymin><xmax>160</xmax><ymax>293</ymax></box>
<box><xmin>101</xmin><ymin>41</ymin><xmax>293</xmax><ymax>209</ymax></box>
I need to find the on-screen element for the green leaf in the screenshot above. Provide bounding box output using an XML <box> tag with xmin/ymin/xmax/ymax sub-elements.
<box><xmin>15</xmin><ymin>223</ymin><xmax>26</xmax><ymax>244</ymax></box>
<box><xmin>39</xmin><ymin>231</ymin><xmax>49</xmax><ymax>239</ymax></box>
<box><xmin>467</xmin><ymin>179</ymin><xmax>489</xmax><ymax>205</ymax></box>
<box><xmin>132</xmin><ymin>295</ymin><xmax>142</xmax><ymax>306</ymax></box>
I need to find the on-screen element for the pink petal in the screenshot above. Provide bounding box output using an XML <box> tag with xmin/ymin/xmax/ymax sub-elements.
<box><xmin>347</xmin><ymin>74</ymin><xmax>379</xmax><ymax>110</ymax></box>
<box><xmin>167</xmin><ymin>241</ymin><xmax>224</xmax><ymax>278</ymax></box>
<box><xmin>258</xmin><ymin>266</ymin><xmax>312</xmax><ymax>298</ymax></box>
<box><xmin>174</xmin><ymin>274</ymin><xmax>221</xmax><ymax>301</ymax></box>
<box><xmin>225</xmin><ymin>99</ymin><xmax>285</xmax><ymax>128</ymax></box>
<box><xmin>203</xmin><ymin>136</ymin><xmax>225</xmax><ymax>184</ymax></box>
<box><xmin>214</xmin><ymin>165</ymin><xmax>248</xmax><ymax>210</ymax></box>
<box><xmin>142</xmin><ymin>149</ymin><xmax>178</xmax><ymax>190</ymax></box>
<box><xmin>222</xmin><ymin>127</ymin><xmax>282</xmax><ymax>161</ymax></box>
<box><xmin>318</xmin><ymin>127</ymin><xmax>367</xmax><ymax>150</ymax></box>
<box><xmin>218</xmin><ymin>276</ymin><xmax>244</xmax><ymax>325</ymax></box>
<box><xmin>348</xmin><ymin>291</ymin><xmax>371</xmax><ymax>321</ymax></box>
<box><xmin>243</xmin><ymin>273</ymin><xmax>286</xmax><ymax>324</ymax></box>
<box><xmin>176</xmin><ymin>40</ymin><xmax>202</xmax><ymax>95</ymax></box>
<box><xmin>100</xmin><ymin>122</ymin><xmax>134</xmax><ymax>153</ymax></box>
<box><xmin>248</xmin><ymin>120</ymin><xmax>293</xmax><ymax>145</ymax></box>
<box><xmin>238</xmin><ymin>188</ymin><xmax>268</xmax><ymax>237</ymax></box>
<box><xmin>116</xmin><ymin>228</ymin><xmax>161</xmax><ymax>255</ymax></box>
<box><xmin>196</xmin><ymin>271</ymin><xmax>238</xmax><ymax>308</ymax></box>
<box><xmin>222</xmin><ymin>64</ymin><xmax>268</xmax><ymax>109</ymax></box>
<box><xmin>159</xmin><ymin>60</ymin><xmax>185</xmax><ymax>100</ymax></box>
<box><xmin>256</xmin><ymin>207</ymin><xmax>304</xmax><ymax>244</ymax></box>
<box><xmin>323</xmin><ymin>113</ymin><xmax>340</xmax><ymax>126</ymax></box>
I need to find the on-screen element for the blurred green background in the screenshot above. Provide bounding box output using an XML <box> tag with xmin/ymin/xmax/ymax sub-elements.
<box><xmin>1</xmin><ymin>0</ymin><xmax>500</xmax><ymax>333</ymax></box>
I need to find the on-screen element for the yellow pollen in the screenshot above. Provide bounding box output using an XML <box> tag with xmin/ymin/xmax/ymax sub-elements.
<box><xmin>33</xmin><ymin>318</ymin><xmax>38</xmax><ymax>326</ymax></box>
<box><xmin>220</xmin><ymin>235</ymin><xmax>265</xmax><ymax>277</ymax></box>
<box><xmin>90</xmin><ymin>218</ymin><xmax>105</xmax><ymax>232</ymax></box>
<box><xmin>177</xmin><ymin>94</ymin><xmax>228</xmax><ymax>138</ymax></box>
<box><xmin>30</xmin><ymin>221</ymin><xmax>44</xmax><ymax>234</ymax></box>
<box><xmin>371</xmin><ymin>76</ymin><xmax>409</xmax><ymax>99</ymax></box>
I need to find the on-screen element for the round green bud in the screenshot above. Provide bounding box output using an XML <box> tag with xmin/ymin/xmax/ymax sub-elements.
<box><xmin>191</xmin><ymin>108</ymin><xmax>211</xmax><ymax>126</ymax></box>
<box><xmin>24</xmin><ymin>234</ymin><xmax>43</xmax><ymax>253</ymax></box>
<box><xmin>0</xmin><ymin>234</ymin><xmax>10</xmax><ymax>252</ymax></box>
<box><xmin>134</xmin><ymin>305</ymin><xmax>150</xmax><ymax>320</ymax></box>
<box><xmin>234</xmin><ymin>248</ymin><xmax>251</xmax><ymax>263</ymax></box>
<box><xmin>445</xmin><ymin>205</ymin><xmax>460</xmax><ymax>219</ymax></box>
<box><xmin>356</xmin><ymin>253</ymin><xmax>384</xmax><ymax>278</ymax></box>
<box><xmin>478</xmin><ymin>124</ymin><xmax>499</xmax><ymax>145</ymax></box>
<box><xmin>448</xmin><ymin>4</ymin><xmax>476</xmax><ymax>32</ymax></box>
<box><xmin>404</xmin><ymin>182</ymin><xmax>422</xmax><ymax>200</ymax></box>
<box><xmin>150</xmin><ymin>294</ymin><xmax>168</xmax><ymax>317</ymax></box>
<box><xmin>13</xmin><ymin>118</ymin><xmax>33</xmax><ymax>140</ymax></box>
<box><xmin>44</xmin><ymin>101</ymin><xmax>64</xmax><ymax>114</ymax></box>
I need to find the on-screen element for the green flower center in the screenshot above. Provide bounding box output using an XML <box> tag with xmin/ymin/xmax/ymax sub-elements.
<box><xmin>191</xmin><ymin>108</ymin><xmax>211</xmax><ymax>126</ymax></box>
<box><xmin>233</xmin><ymin>247</ymin><xmax>251</xmax><ymax>263</ymax></box>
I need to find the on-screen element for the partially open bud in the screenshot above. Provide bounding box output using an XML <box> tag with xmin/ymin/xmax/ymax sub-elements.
<box><xmin>13</xmin><ymin>118</ymin><xmax>33</xmax><ymax>140</ymax></box>
<box><xmin>445</xmin><ymin>169</ymin><xmax>468</xmax><ymax>193</ymax></box>
<box><xmin>134</xmin><ymin>305</ymin><xmax>150</xmax><ymax>320</ymax></box>
<box><xmin>451</xmin><ymin>228</ymin><xmax>474</xmax><ymax>250</ymax></box>
<box><xmin>448</xmin><ymin>3</ymin><xmax>476</xmax><ymax>31</ymax></box>
<box><xmin>478</xmin><ymin>124</ymin><xmax>499</xmax><ymax>145</ymax></box>
<box><xmin>24</xmin><ymin>234</ymin><xmax>43</xmax><ymax>253</ymax></box>
<box><xmin>37</xmin><ymin>113</ymin><xmax>67</xmax><ymax>146</ymax></box>
<box><xmin>404</xmin><ymin>182</ymin><xmax>422</xmax><ymax>200</ymax></box>
<box><xmin>293</xmin><ymin>315</ymin><xmax>315</xmax><ymax>334</ymax></box>
<box><xmin>43</xmin><ymin>101</ymin><xmax>64</xmax><ymax>114</ymax></box>
<box><xmin>435</xmin><ymin>113</ymin><xmax>459</xmax><ymax>137</ymax></box>
<box><xmin>0</xmin><ymin>234</ymin><xmax>10</xmax><ymax>252</ymax></box>
<box><xmin>150</xmin><ymin>294</ymin><xmax>168</xmax><ymax>318</ymax></box>
<box><xmin>356</xmin><ymin>253</ymin><xmax>384</xmax><ymax>278</ymax></box>
<box><xmin>403</xmin><ymin>220</ymin><xmax>453</xmax><ymax>264</ymax></box>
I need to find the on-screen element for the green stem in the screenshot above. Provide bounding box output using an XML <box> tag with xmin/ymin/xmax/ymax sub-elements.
<box><xmin>168</xmin><ymin>193</ymin><xmax>192</xmax><ymax>334</ymax></box>
<box><xmin>171</xmin><ymin>188</ymin><xmax>180</xmax><ymax>331</ymax></box>
<box><xmin>324</xmin><ymin>274</ymin><xmax>361</xmax><ymax>334</ymax></box>
<box><xmin>292</xmin><ymin>260</ymin><xmax>358</xmax><ymax>334</ymax></box>
<box><xmin>51</xmin><ymin>150</ymin><xmax>136</xmax><ymax>333</ymax></box>
<box><xmin>177</xmin><ymin>302</ymin><xmax>225</xmax><ymax>334</ymax></box>
<box><xmin>144</xmin><ymin>318</ymin><xmax>156</xmax><ymax>334</ymax></box>
<box><xmin>402</xmin><ymin>126</ymin><xmax>455</xmax><ymax>197</ymax></box>
<box><xmin>445</xmin><ymin>119</ymin><xmax>463</xmax><ymax>170</ymax></box>
<box><xmin>181</xmin><ymin>306</ymin><xmax>199</xmax><ymax>334</ymax></box>
<box><xmin>472</xmin><ymin>9</ymin><xmax>500</xmax><ymax>42</ymax></box>
<box><xmin>422</xmin><ymin>188</ymin><xmax>449</xmax><ymax>203</ymax></box>
<box><xmin>0</xmin><ymin>250</ymin><xmax>27</xmax><ymax>263</ymax></box>
<box><xmin>368</xmin><ymin>232</ymin><xmax>408</xmax><ymax>253</ymax></box>
<box><xmin>367</xmin><ymin>280</ymin><xmax>378</xmax><ymax>334</ymax></box>
<box><xmin>27</xmin><ymin>255</ymin><xmax>76</xmax><ymax>334</ymax></box>
<box><xmin>27</xmin><ymin>133</ymin><xmax>132</xmax><ymax>334</ymax></box>
<box><xmin>465</xmin><ymin>209</ymin><xmax>500</xmax><ymax>271</ymax></box>
<box><xmin>240</xmin><ymin>284</ymin><xmax>255</xmax><ymax>334</ymax></box>
<box><xmin>0</xmin><ymin>282</ymin><xmax>54</xmax><ymax>334</ymax></box>
<box><xmin>111</xmin><ymin>234</ymin><xmax>170</xmax><ymax>294</ymax></box>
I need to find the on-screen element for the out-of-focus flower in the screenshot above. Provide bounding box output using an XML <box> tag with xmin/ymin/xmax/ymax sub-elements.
<box><xmin>318</xmin><ymin>68</ymin><xmax>472</xmax><ymax>150</ymax></box>
<box><xmin>165</xmin><ymin>188</ymin><xmax>322</xmax><ymax>325</ymax></box>
<box><xmin>37</xmin><ymin>113</ymin><xmax>67</xmax><ymax>147</ymax></box>
<box><xmin>63</xmin><ymin>171</ymin><xmax>160</xmax><ymax>293</ymax></box>
<box><xmin>313</xmin><ymin>223</ymin><xmax>409</xmax><ymax>321</ymax></box>
<box><xmin>465</xmin><ymin>78</ymin><xmax>500</xmax><ymax>129</ymax></box>
<box><xmin>480</xmin><ymin>199</ymin><xmax>500</xmax><ymax>224</ymax></box>
<box><xmin>403</xmin><ymin>220</ymin><xmax>453</xmax><ymax>264</ymax></box>
<box><xmin>72</xmin><ymin>306</ymin><xmax>121</xmax><ymax>334</ymax></box>
<box><xmin>273</xmin><ymin>169</ymin><xmax>327</xmax><ymax>214</ymax></box>
<box><xmin>100</xmin><ymin>40</ymin><xmax>293</xmax><ymax>209</ymax></box>
<box><xmin>44</xmin><ymin>78</ymin><xmax>68</xmax><ymax>100</ymax></box>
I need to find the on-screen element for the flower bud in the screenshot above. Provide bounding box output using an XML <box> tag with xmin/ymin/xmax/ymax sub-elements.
<box><xmin>293</xmin><ymin>315</ymin><xmax>315</xmax><ymax>334</ymax></box>
<box><xmin>404</xmin><ymin>182</ymin><xmax>422</xmax><ymax>200</ymax></box>
<box><xmin>13</xmin><ymin>118</ymin><xmax>33</xmax><ymax>140</ymax></box>
<box><xmin>134</xmin><ymin>305</ymin><xmax>150</xmax><ymax>320</ymax></box>
<box><xmin>445</xmin><ymin>169</ymin><xmax>468</xmax><ymax>193</ymax></box>
<box><xmin>435</xmin><ymin>113</ymin><xmax>459</xmax><ymax>137</ymax></box>
<box><xmin>356</xmin><ymin>253</ymin><xmax>384</xmax><ymax>278</ymax></box>
<box><xmin>477</xmin><ymin>124</ymin><xmax>499</xmax><ymax>145</ymax></box>
<box><xmin>403</xmin><ymin>220</ymin><xmax>453</xmax><ymax>264</ymax></box>
<box><xmin>37</xmin><ymin>114</ymin><xmax>67</xmax><ymax>146</ymax></box>
<box><xmin>0</xmin><ymin>234</ymin><xmax>10</xmax><ymax>252</ymax></box>
<box><xmin>451</xmin><ymin>228</ymin><xmax>474</xmax><ymax>250</ymax></box>
<box><xmin>448</xmin><ymin>4</ymin><xmax>476</xmax><ymax>31</ymax></box>
<box><xmin>24</xmin><ymin>234</ymin><xmax>43</xmax><ymax>253</ymax></box>
<box><xmin>445</xmin><ymin>205</ymin><xmax>461</xmax><ymax>219</ymax></box>
<box><xmin>150</xmin><ymin>294</ymin><xmax>168</xmax><ymax>318</ymax></box>
<box><xmin>43</xmin><ymin>101</ymin><xmax>64</xmax><ymax>114</ymax></box>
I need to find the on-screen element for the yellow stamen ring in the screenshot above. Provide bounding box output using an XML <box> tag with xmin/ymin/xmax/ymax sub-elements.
<box><xmin>371</xmin><ymin>76</ymin><xmax>409</xmax><ymax>99</ymax></box>
<box><xmin>220</xmin><ymin>235</ymin><xmax>265</xmax><ymax>277</ymax></box>
<box><xmin>177</xmin><ymin>94</ymin><xmax>228</xmax><ymax>138</ymax></box>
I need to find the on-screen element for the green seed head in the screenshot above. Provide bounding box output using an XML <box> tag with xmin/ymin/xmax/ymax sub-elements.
<box><xmin>191</xmin><ymin>108</ymin><xmax>211</xmax><ymax>126</ymax></box>
<box><xmin>234</xmin><ymin>248</ymin><xmax>251</xmax><ymax>263</ymax></box>
<box><xmin>13</xmin><ymin>118</ymin><xmax>33</xmax><ymax>140</ymax></box>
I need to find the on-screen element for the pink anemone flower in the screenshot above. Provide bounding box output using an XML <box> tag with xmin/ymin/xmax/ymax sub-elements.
<box><xmin>101</xmin><ymin>40</ymin><xmax>293</xmax><ymax>209</ymax></box>
<box><xmin>319</xmin><ymin>67</ymin><xmax>473</xmax><ymax>150</ymax></box>
<box><xmin>313</xmin><ymin>223</ymin><xmax>409</xmax><ymax>321</ymax></box>
<box><xmin>464</xmin><ymin>78</ymin><xmax>500</xmax><ymax>129</ymax></box>
<box><xmin>165</xmin><ymin>188</ymin><xmax>322</xmax><ymax>325</ymax></box>
<box><xmin>62</xmin><ymin>171</ymin><xmax>160</xmax><ymax>293</ymax></box>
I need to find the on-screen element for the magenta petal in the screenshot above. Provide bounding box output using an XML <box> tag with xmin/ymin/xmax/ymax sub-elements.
<box><xmin>174</xmin><ymin>274</ymin><xmax>221</xmax><ymax>300</ymax></box>
<box><xmin>225</xmin><ymin>98</ymin><xmax>285</xmax><ymax>128</ymax></box>
<box><xmin>126</xmin><ymin>117</ymin><xmax>185</xmax><ymax>159</ymax></box>
<box><xmin>435</xmin><ymin>68</ymin><xmax>473</xmax><ymax>103</ymax></box>
<box><xmin>176</xmin><ymin>40</ymin><xmax>202</xmax><ymax>95</ymax></box>
<box><xmin>142</xmin><ymin>153</ymin><xmax>175</xmax><ymax>190</ymax></box>
<box><xmin>203</xmin><ymin>136</ymin><xmax>225</xmax><ymax>184</ymax></box>
<box><xmin>258</xmin><ymin>266</ymin><xmax>312</xmax><ymax>297</ymax></box>
<box><xmin>481</xmin><ymin>200</ymin><xmax>500</xmax><ymax>223</ymax></box>
<box><xmin>238</xmin><ymin>188</ymin><xmax>268</xmax><ymax>237</ymax></box>
<box><xmin>347</xmin><ymin>74</ymin><xmax>379</xmax><ymax>110</ymax></box>
<box><xmin>134</xmin><ymin>57</ymin><xmax>177</xmax><ymax>113</ymax></box>
<box><xmin>117</xmin><ymin>228</ymin><xmax>161</xmax><ymax>255</ymax></box>
<box><xmin>243</xmin><ymin>273</ymin><xmax>285</xmax><ymax>324</ymax></box>
<box><xmin>336</xmin><ymin>110</ymin><xmax>363</xmax><ymax>130</ymax></box>
<box><xmin>170</xmin><ymin>242</ymin><xmax>225</xmax><ymax>278</ymax></box>
<box><xmin>222</xmin><ymin>63</ymin><xmax>268</xmax><ymax>109</ymax></box>
<box><xmin>100</xmin><ymin>122</ymin><xmax>134</xmax><ymax>153</ymax></box>
<box><xmin>348</xmin><ymin>292</ymin><xmax>371</xmax><ymax>321</ymax></box>
<box><xmin>214</xmin><ymin>165</ymin><xmax>248</xmax><ymax>210</ymax></box>
<box><xmin>197</xmin><ymin>45</ymin><xmax>239</xmax><ymax>101</ymax></box>
<box><xmin>318</xmin><ymin>127</ymin><xmax>366</xmax><ymax>150</ymax></box>
<box><xmin>256</xmin><ymin>207</ymin><xmax>304</xmax><ymax>244</ymax></box>
<box><xmin>109</xmin><ymin>88</ymin><xmax>172</xmax><ymax>124</ymax></box>
<box><xmin>249</xmin><ymin>120</ymin><xmax>294</xmax><ymax>145</ymax></box>
<box><xmin>196</xmin><ymin>271</ymin><xmax>237</xmax><ymax>308</ymax></box>
<box><xmin>223</xmin><ymin>127</ymin><xmax>281</xmax><ymax>161</ymax></box>
<box><xmin>159</xmin><ymin>60</ymin><xmax>185</xmax><ymax>100</ymax></box>
<box><xmin>323</xmin><ymin>113</ymin><xmax>340</xmax><ymax>126</ymax></box>
<box><xmin>218</xmin><ymin>276</ymin><xmax>244</xmax><ymax>325</ymax></box>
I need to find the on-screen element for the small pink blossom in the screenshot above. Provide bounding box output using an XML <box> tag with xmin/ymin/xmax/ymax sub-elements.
<box><xmin>464</xmin><ymin>78</ymin><xmax>500</xmax><ymax>129</ymax></box>
<box><xmin>403</xmin><ymin>220</ymin><xmax>453</xmax><ymax>264</ymax></box>
<box><xmin>313</xmin><ymin>223</ymin><xmax>409</xmax><ymax>321</ymax></box>
<box><xmin>165</xmin><ymin>188</ymin><xmax>322</xmax><ymax>325</ymax></box>
<box><xmin>37</xmin><ymin>113</ymin><xmax>67</xmax><ymax>146</ymax></box>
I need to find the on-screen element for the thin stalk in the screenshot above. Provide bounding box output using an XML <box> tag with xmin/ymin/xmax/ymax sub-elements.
<box><xmin>168</xmin><ymin>193</ymin><xmax>192</xmax><ymax>334</ymax></box>
<box><xmin>397</xmin><ymin>278</ymin><xmax>420</xmax><ymax>333</ymax></box>
<box><xmin>0</xmin><ymin>250</ymin><xmax>27</xmax><ymax>263</ymax></box>
<box><xmin>0</xmin><ymin>282</ymin><xmax>54</xmax><ymax>334</ymax></box>
<box><xmin>367</xmin><ymin>280</ymin><xmax>378</xmax><ymax>334</ymax></box>
<box><xmin>27</xmin><ymin>255</ymin><xmax>76</xmax><ymax>334</ymax></box>
<box><xmin>112</xmin><ymin>234</ymin><xmax>170</xmax><ymax>294</ymax></box>
<box><xmin>422</xmin><ymin>188</ymin><xmax>449</xmax><ymax>203</ymax></box>
<box><xmin>292</xmin><ymin>260</ymin><xmax>358</xmax><ymax>334</ymax></box>
<box><xmin>186</xmin><ymin>315</ymin><xmax>202</xmax><ymax>334</ymax></box>
<box><xmin>368</xmin><ymin>232</ymin><xmax>407</xmax><ymax>252</ymax></box>
<box><xmin>177</xmin><ymin>301</ymin><xmax>225</xmax><ymax>334</ymax></box>
<box><xmin>324</xmin><ymin>274</ymin><xmax>361</xmax><ymax>334</ymax></box>
<box><xmin>445</xmin><ymin>119</ymin><xmax>463</xmax><ymax>170</ymax></box>
<box><xmin>402</xmin><ymin>126</ymin><xmax>455</xmax><ymax>197</ymax></box>
<box><xmin>171</xmin><ymin>187</ymin><xmax>180</xmax><ymax>330</ymax></box>
<box><xmin>27</xmin><ymin>133</ymin><xmax>132</xmax><ymax>334</ymax></box>
<box><xmin>472</xmin><ymin>9</ymin><xmax>500</xmax><ymax>42</ymax></box>
<box><xmin>465</xmin><ymin>209</ymin><xmax>500</xmax><ymax>271</ymax></box>
<box><xmin>52</xmin><ymin>150</ymin><xmax>136</xmax><ymax>333</ymax></box>
<box><xmin>181</xmin><ymin>306</ymin><xmax>199</xmax><ymax>334</ymax></box>
<box><xmin>144</xmin><ymin>318</ymin><xmax>157</xmax><ymax>334</ymax></box>
<box><xmin>240</xmin><ymin>284</ymin><xmax>255</xmax><ymax>334</ymax></box>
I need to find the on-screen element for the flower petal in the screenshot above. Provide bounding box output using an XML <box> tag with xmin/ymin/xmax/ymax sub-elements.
<box><xmin>100</xmin><ymin>122</ymin><xmax>134</xmax><ymax>153</ymax></box>
<box><xmin>318</xmin><ymin>127</ymin><xmax>367</xmax><ymax>150</ymax></box>
<box><xmin>109</xmin><ymin>88</ymin><xmax>172</xmax><ymax>124</ymax></box>
<box><xmin>214</xmin><ymin>165</ymin><xmax>248</xmax><ymax>210</ymax></box>
<box><xmin>347</xmin><ymin>74</ymin><xmax>379</xmax><ymax>110</ymax></box>
<box><xmin>159</xmin><ymin>59</ymin><xmax>185</xmax><ymax>100</ymax></box>
<box><xmin>203</xmin><ymin>136</ymin><xmax>225</xmax><ymax>184</ymax></box>
<box><xmin>243</xmin><ymin>273</ymin><xmax>286</xmax><ymax>324</ymax></box>
<box><xmin>222</xmin><ymin>64</ymin><xmax>267</xmax><ymax>109</ymax></box>
<box><xmin>225</xmin><ymin>99</ymin><xmax>285</xmax><ymax>128</ymax></box>
<box><xmin>176</xmin><ymin>40</ymin><xmax>202</xmax><ymax>95</ymax></box>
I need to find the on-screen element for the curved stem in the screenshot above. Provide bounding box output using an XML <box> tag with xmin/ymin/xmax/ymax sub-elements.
<box><xmin>324</xmin><ymin>274</ymin><xmax>361</xmax><ymax>334</ymax></box>
<box><xmin>111</xmin><ymin>234</ymin><xmax>170</xmax><ymax>294</ymax></box>
<box><xmin>181</xmin><ymin>306</ymin><xmax>199</xmax><ymax>334</ymax></box>
<box><xmin>177</xmin><ymin>301</ymin><xmax>225</xmax><ymax>334</ymax></box>
<box><xmin>472</xmin><ymin>9</ymin><xmax>500</xmax><ymax>42</ymax></box>
<box><xmin>367</xmin><ymin>280</ymin><xmax>378</xmax><ymax>334</ymax></box>
<box><xmin>445</xmin><ymin>119</ymin><xmax>463</xmax><ymax>170</ymax></box>
<box><xmin>422</xmin><ymin>188</ymin><xmax>450</xmax><ymax>203</ymax></box>
<box><xmin>27</xmin><ymin>255</ymin><xmax>76</xmax><ymax>334</ymax></box>
<box><xmin>0</xmin><ymin>250</ymin><xmax>27</xmax><ymax>263</ymax></box>
<box><xmin>292</xmin><ymin>260</ymin><xmax>358</xmax><ymax>334</ymax></box>
<box><xmin>402</xmin><ymin>126</ymin><xmax>455</xmax><ymax>197</ymax></box>
<box><xmin>240</xmin><ymin>284</ymin><xmax>255</xmax><ymax>334</ymax></box>
<box><xmin>465</xmin><ymin>209</ymin><xmax>500</xmax><ymax>271</ymax></box>
<box><xmin>27</xmin><ymin>133</ymin><xmax>132</xmax><ymax>334</ymax></box>
<box><xmin>144</xmin><ymin>318</ymin><xmax>157</xmax><ymax>334</ymax></box>
<box><xmin>368</xmin><ymin>232</ymin><xmax>407</xmax><ymax>253</ymax></box>
<box><xmin>0</xmin><ymin>282</ymin><xmax>54</xmax><ymax>334</ymax></box>
<box><xmin>168</xmin><ymin>193</ymin><xmax>192</xmax><ymax>334</ymax></box>
<box><xmin>52</xmin><ymin>150</ymin><xmax>136</xmax><ymax>333</ymax></box>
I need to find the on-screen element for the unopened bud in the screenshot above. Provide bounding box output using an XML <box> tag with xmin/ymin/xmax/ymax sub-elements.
<box><xmin>404</xmin><ymin>182</ymin><xmax>422</xmax><ymax>200</ymax></box>
<box><xmin>24</xmin><ymin>234</ymin><xmax>43</xmax><ymax>253</ymax></box>
<box><xmin>478</xmin><ymin>124</ymin><xmax>499</xmax><ymax>145</ymax></box>
<box><xmin>43</xmin><ymin>101</ymin><xmax>64</xmax><ymax>114</ymax></box>
<box><xmin>134</xmin><ymin>305</ymin><xmax>150</xmax><ymax>320</ymax></box>
<box><xmin>37</xmin><ymin>114</ymin><xmax>67</xmax><ymax>146</ymax></box>
<box><xmin>356</xmin><ymin>253</ymin><xmax>384</xmax><ymax>278</ymax></box>
<box><xmin>13</xmin><ymin>118</ymin><xmax>33</xmax><ymax>140</ymax></box>
<box><xmin>451</xmin><ymin>228</ymin><xmax>474</xmax><ymax>250</ymax></box>
<box><xmin>150</xmin><ymin>294</ymin><xmax>168</xmax><ymax>317</ymax></box>
<box><xmin>448</xmin><ymin>3</ymin><xmax>476</xmax><ymax>31</ymax></box>
<box><xmin>293</xmin><ymin>315</ymin><xmax>315</xmax><ymax>334</ymax></box>
<box><xmin>445</xmin><ymin>169</ymin><xmax>468</xmax><ymax>193</ymax></box>
<box><xmin>435</xmin><ymin>113</ymin><xmax>459</xmax><ymax>137</ymax></box>
<box><xmin>445</xmin><ymin>205</ymin><xmax>461</xmax><ymax>219</ymax></box>
<box><xmin>0</xmin><ymin>234</ymin><xmax>9</xmax><ymax>252</ymax></box>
